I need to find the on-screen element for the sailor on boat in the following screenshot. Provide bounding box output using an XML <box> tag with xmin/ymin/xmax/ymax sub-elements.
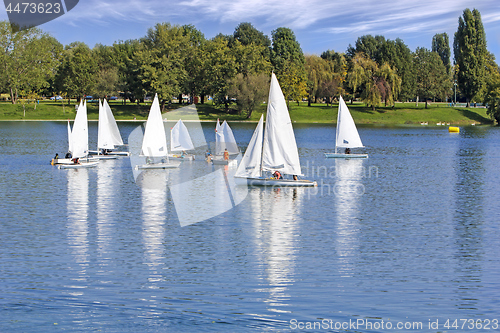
<box><xmin>273</xmin><ymin>171</ymin><xmax>283</xmax><ymax>180</ymax></box>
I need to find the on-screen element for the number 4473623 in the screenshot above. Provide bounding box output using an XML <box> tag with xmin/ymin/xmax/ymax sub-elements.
<box><xmin>444</xmin><ymin>319</ymin><xmax>498</xmax><ymax>330</ymax></box>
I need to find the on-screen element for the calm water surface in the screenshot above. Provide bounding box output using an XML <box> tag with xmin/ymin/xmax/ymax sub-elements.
<box><xmin>1</xmin><ymin>121</ymin><xmax>500</xmax><ymax>332</ymax></box>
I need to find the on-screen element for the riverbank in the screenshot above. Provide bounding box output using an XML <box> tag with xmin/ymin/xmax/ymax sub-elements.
<box><xmin>0</xmin><ymin>100</ymin><xmax>493</xmax><ymax>125</ymax></box>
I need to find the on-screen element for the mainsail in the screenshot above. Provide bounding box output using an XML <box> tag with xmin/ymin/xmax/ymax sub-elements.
<box><xmin>170</xmin><ymin>119</ymin><xmax>194</xmax><ymax>152</ymax></box>
<box><xmin>262</xmin><ymin>73</ymin><xmax>303</xmax><ymax>176</ymax></box>
<box><xmin>335</xmin><ymin>95</ymin><xmax>363</xmax><ymax>150</ymax></box>
<box><xmin>141</xmin><ymin>94</ymin><xmax>168</xmax><ymax>157</ymax></box>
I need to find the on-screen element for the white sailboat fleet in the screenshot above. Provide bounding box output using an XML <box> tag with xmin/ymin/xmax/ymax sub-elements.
<box><xmin>212</xmin><ymin>119</ymin><xmax>239</xmax><ymax>165</ymax></box>
<box><xmin>58</xmin><ymin>100</ymin><xmax>99</xmax><ymax>169</ymax></box>
<box><xmin>135</xmin><ymin>94</ymin><xmax>181</xmax><ymax>170</ymax></box>
<box><xmin>324</xmin><ymin>95</ymin><xmax>368</xmax><ymax>158</ymax></box>
<box><xmin>234</xmin><ymin>73</ymin><xmax>317</xmax><ymax>187</ymax></box>
<box><xmin>169</xmin><ymin>119</ymin><xmax>195</xmax><ymax>160</ymax></box>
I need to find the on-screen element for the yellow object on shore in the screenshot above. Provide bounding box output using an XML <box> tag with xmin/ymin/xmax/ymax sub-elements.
<box><xmin>449</xmin><ymin>126</ymin><xmax>460</xmax><ymax>133</ymax></box>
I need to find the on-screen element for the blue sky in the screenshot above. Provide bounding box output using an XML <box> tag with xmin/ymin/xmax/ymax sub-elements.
<box><xmin>2</xmin><ymin>0</ymin><xmax>500</xmax><ymax>60</ymax></box>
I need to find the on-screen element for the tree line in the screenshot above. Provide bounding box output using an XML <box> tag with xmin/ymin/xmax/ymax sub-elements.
<box><xmin>1</xmin><ymin>8</ymin><xmax>500</xmax><ymax>122</ymax></box>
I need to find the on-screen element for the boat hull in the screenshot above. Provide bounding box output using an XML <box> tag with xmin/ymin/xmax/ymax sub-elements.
<box><xmin>168</xmin><ymin>154</ymin><xmax>195</xmax><ymax>161</ymax></box>
<box><xmin>235</xmin><ymin>177</ymin><xmax>317</xmax><ymax>187</ymax></box>
<box><xmin>58</xmin><ymin>161</ymin><xmax>99</xmax><ymax>169</ymax></box>
<box><xmin>324</xmin><ymin>153</ymin><xmax>368</xmax><ymax>159</ymax></box>
<box><xmin>88</xmin><ymin>150</ymin><xmax>130</xmax><ymax>156</ymax></box>
<box><xmin>88</xmin><ymin>155</ymin><xmax>118</xmax><ymax>160</ymax></box>
<box><xmin>212</xmin><ymin>158</ymin><xmax>237</xmax><ymax>165</ymax></box>
<box><xmin>135</xmin><ymin>161</ymin><xmax>181</xmax><ymax>170</ymax></box>
<box><xmin>51</xmin><ymin>158</ymin><xmax>75</xmax><ymax>165</ymax></box>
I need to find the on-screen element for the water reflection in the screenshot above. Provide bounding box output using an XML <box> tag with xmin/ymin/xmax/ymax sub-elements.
<box><xmin>250</xmin><ymin>187</ymin><xmax>302</xmax><ymax>313</ymax></box>
<box><xmin>169</xmin><ymin>160</ymin><xmax>248</xmax><ymax>226</ymax></box>
<box><xmin>138</xmin><ymin>171</ymin><xmax>167</xmax><ymax>270</ymax></box>
<box><xmin>453</xmin><ymin>128</ymin><xmax>485</xmax><ymax>310</ymax></box>
<box><xmin>96</xmin><ymin>160</ymin><xmax>116</xmax><ymax>261</ymax></box>
<box><xmin>334</xmin><ymin>159</ymin><xmax>364</xmax><ymax>277</ymax></box>
<box><xmin>66</xmin><ymin>169</ymin><xmax>90</xmax><ymax>291</ymax></box>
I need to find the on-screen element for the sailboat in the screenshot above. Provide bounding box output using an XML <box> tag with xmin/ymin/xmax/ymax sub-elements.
<box><xmin>212</xmin><ymin>119</ymin><xmax>239</xmax><ymax>165</ymax></box>
<box><xmin>234</xmin><ymin>73</ymin><xmax>317</xmax><ymax>187</ymax></box>
<box><xmin>89</xmin><ymin>99</ymin><xmax>129</xmax><ymax>157</ymax></box>
<box><xmin>59</xmin><ymin>100</ymin><xmax>99</xmax><ymax>169</ymax></box>
<box><xmin>168</xmin><ymin>119</ymin><xmax>195</xmax><ymax>160</ymax></box>
<box><xmin>135</xmin><ymin>94</ymin><xmax>181</xmax><ymax>170</ymax></box>
<box><xmin>324</xmin><ymin>95</ymin><xmax>368</xmax><ymax>158</ymax></box>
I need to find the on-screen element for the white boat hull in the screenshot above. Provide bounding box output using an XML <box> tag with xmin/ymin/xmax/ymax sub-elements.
<box><xmin>168</xmin><ymin>153</ymin><xmax>195</xmax><ymax>161</ymax></box>
<box><xmin>58</xmin><ymin>161</ymin><xmax>99</xmax><ymax>169</ymax></box>
<box><xmin>88</xmin><ymin>155</ymin><xmax>118</xmax><ymax>160</ymax></box>
<box><xmin>88</xmin><ymin>150</ymin><xmax>130</xmax><ymax>156</ymax></box>
<box><xmin>235</xmin><ymin>177</ymin><xmax>317</xmax><ymax>187</ymax></box>
<box><xmin>51</xmin><ymin>158</ymin><xmax>74</xmax><ymax>165</ymax></box>
<box><xmin>135</xmin><ymin>161</ymin><xmax>181</xmax><ymax>170</ymax></box>
<box><xmin>324</xmin><ymin>153</ymin><xmax>368</xmax><ymax>159</ymax></box>
<box><xmin>212</xmin><ymin>158</ymin><xmax>237</xmax><ymax>165</ymax></box>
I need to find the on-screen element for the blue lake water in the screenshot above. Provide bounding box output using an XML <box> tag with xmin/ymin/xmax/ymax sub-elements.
<box><xmin>1</xmin><ymin>120</ymin><xmax>500</xmax><ymax>332</ymax></box>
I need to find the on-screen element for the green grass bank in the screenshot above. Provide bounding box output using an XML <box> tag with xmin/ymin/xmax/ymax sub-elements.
<box><xmin>0</xmin><ymin>99</ymin><xmax>493</xmax><ymax>125</ymax></box>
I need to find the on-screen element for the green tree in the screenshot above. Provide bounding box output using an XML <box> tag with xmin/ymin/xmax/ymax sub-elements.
<box><xmin>232</xmin><ymin>22</ymin><xmax>271</xmax><ymax>59</ymax></box>
<box><xmin>378</xmin><ymin>38</ymin><xmax>414</xmax><ymax>101</ymax></box>
<box><xmin>432</xmin><ymin>33</ymin><xmax>451</xmax><ymax>74</ymax></box>
<box><xmin>230</xmin><ymin>23</ymin><xmax>272</xmax><ymax>77</ymax></box>
<box><xmin>180</xmin><ymin>24</ymin><xmax>206</xmax><ymax>103</ymax></box>
<box><xmin>112</xmin><ymin>39</ymin><xmax>143</xmax><ymax>103</ymax></box>
<box><xmin>347</xmin><ymin>53</ymin><xmax>401</xmax><ymax>110</ymax></box>
<box><xmin>92</xmin><ymin>44</ymin><xmax>123</xmax><ymax>99</ymax></box>
<box><xmin>482</xmin><ymin>54</ymin><xmax>500</xmax><ymax>123</ymax></box>
<box><xmin>414</xmin><ymin>47</ymin><xmax>450</xmax><ymax>108</ymax></box>
<box><xmin>454</xmin><ymin>8</ymin><xmax>488</xmax><ymax>107</ymax></box>
<box><xmin>55</xmin><ymin>42</ymin><xmax>97</xmax><ymax>101</ymax></box>
<box><xmin>270</xmin><ymin>27</ymin><xmax>306</xmax><ymax>104</ymax></box>
<box><xmin>227</xmin><ymin>73</ymin><xmax>269</xmax><ymax>118</ymax></box>
<box><xmin>0</xmin><ymin>21</ymin><xmax>61</xmax><ymax>104</ymax></box>
<box><xmin>347</xmin><ymin>35</ymin><xmax>386</xmax><ymax>62</ymax></box>
<box><xmin>200</xmin><ymin>35</ymin><xmax>237</xmax><ymax>111</ymax></box>
<box><xmin>137</xmin><ymin>23</ymin><xmax>189</xmax><ymax>109</ymax></box>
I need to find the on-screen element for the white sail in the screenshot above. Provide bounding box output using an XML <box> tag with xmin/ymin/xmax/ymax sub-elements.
<box><xmin>71</xmin><ymin>100</ymin><xmax>89</xmax><ymax>158</ymax></box>
<box><xmin>98</xmin><ymin>99</ymin><xmax>123</xmax><ymax>150</ymax></box>
<box><xmin>141</xmin><ymin>94</ymin><xmax>168</xmax><ymax>157</ymax></box>
<box><xmin>216</xmin><ymin>120</ymin><xmax>239</xmax><ymax>155</ymax></box>
<box><xmin>67</xmin><ymin>120</ymin><xmax>73</xmax><ymax>153</ymax></box>
<box><xmin>336</xmin><ymin>95</ymin><xmax>363</xmax><ymax>150</ymax></box>
<box><xmin>235</xmin><ymin>115</ymin><xmax>264</xmax><ymax>178</ymax></box>
<box><xmin>262</xmin><ymin>73</ymin><xmax>303</xmax><ymax>176</ymax></box>
<box><xmin>170</xmin><ymin>119</ymin><xmax>194</xmax><ymax>152</ymax></box>
<box><xmin>215</xmin><ymin>118</ymin><xmax>223</xmax><ymax>155</ymax></box>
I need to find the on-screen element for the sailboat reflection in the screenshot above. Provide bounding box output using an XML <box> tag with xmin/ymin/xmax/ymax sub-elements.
<box><xmin>66</xmin><ymin>169</ymin><xmax>90</xmax><ymax>292</ymax></box>
<box><xmin>138</xmin><ymin>170</ymin><xmax>167</xmax><ymax>271</ymax></box>
<box><xmin>96</xmin><ymin>159</ymin><xmax>116</xmax><ymax>259</ymax></box>
<box><xmin>334</xmin><ymin>158</ymin><xmax>364</xmax><ymax>277</ymax></box>
<box><xmin>249</xmin><ymin>187</ymin><xmax>302</xmax><ymax>313</ymax></box>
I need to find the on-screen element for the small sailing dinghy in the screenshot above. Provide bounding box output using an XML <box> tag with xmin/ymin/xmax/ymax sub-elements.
<box><xmin>324</xmin><ymin>95</ymin><xmax>367</xmax><ymax>158</ymax></box>
<box><xmin>234</xmin><ymin>73</ymin><xmax>317</xmax><ymax>187</ymax></box>
<box><xmin>89</xmin><ymin>99</ymin><xmax>129</xmax><ymax>158</ymax></box>
<box><xmin>135</xmin><ymin>94</ymin><xmax>181</xmax><ymax>170</ymax></box>
<box><xmin>212</xmin><ymin>119</ymin><xmax>239</xmax><ymax>165</ymax></box>
<box><xmin>59</xmin><ymin>100</ymin><xmax>99</xmax><ymax>169</ymax></box>
<box><xmin>168</xmin><ymin>119</ymin><xmax>195</xmax><ymax>160</ymax></box>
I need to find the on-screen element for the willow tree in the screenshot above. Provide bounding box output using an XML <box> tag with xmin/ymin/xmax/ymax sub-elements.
<box><xmin>454</xmin><ymin>8</ymin><xmax>487</xmax><ymax>107</ymax></box>
<box><xmin>347</xmin><ymin>53</ymin><xmax>400</xmax><ymax>110</ymax></box>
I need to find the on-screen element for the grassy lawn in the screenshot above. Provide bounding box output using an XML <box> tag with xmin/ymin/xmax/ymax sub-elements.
<box><xmin>0</xmin><ymin>99</ymin><xmax>493</xmax><ymax>125</ymax></box>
